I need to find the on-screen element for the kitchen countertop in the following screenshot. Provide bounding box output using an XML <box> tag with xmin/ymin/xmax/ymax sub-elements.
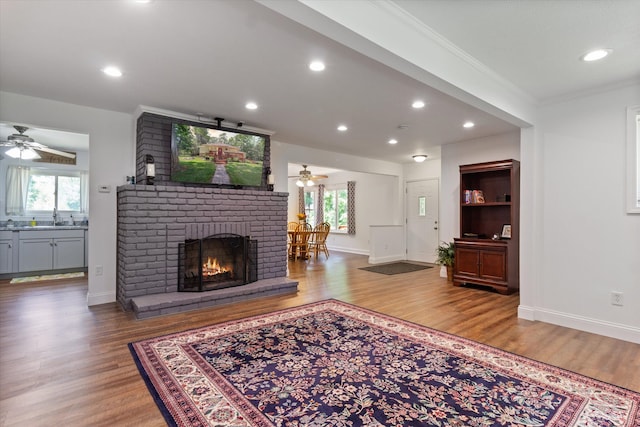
<box><xmin>0</xmin><ymin>225</ymin><xmax>88</xmax><ymax>231</ymax></box>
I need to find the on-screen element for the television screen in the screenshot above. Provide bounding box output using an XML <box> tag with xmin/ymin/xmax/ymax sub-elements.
<box><xmin>170</xmin><ymin>123</ymin><xmax>267</xmax><ymax>187</ymax></box>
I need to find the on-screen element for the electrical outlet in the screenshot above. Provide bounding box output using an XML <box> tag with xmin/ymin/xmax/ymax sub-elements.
<box><xmin>95</xmin><ymin>265</ymin><xmax>103</xmax><ymax>276</ymax></box>
<box><xmin>611</xmin><ymin>291</ymin><xmax>624</xmax><ymax>306</ymax></box>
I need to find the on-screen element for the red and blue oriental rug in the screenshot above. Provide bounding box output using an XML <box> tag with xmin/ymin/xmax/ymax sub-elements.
<box><xmin>129</xmin><ymin>300</ymin><xmax>640</xmax><ymax>426</ymax></box>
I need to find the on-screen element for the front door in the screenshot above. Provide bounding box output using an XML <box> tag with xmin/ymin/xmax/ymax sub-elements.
<box><xmin>406</xmin><ymin>179</ymin><xmax>439</xmax><ymax>263</ymax></box>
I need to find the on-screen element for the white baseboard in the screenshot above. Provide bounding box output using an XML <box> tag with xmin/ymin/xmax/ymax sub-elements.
<box><xmin>328</xmin><ymin>246</ymin><xmax>369</xmax><ymax>256</ymax></box>
<box><xmin>87</xmin><ymin>291</ymin><xmax>116</xmax><ymax>306</ymax></box>
<box><xmin>518</xmin><ymin>305</ymin><xmax>640</xmax><ymax>344</ymax></box>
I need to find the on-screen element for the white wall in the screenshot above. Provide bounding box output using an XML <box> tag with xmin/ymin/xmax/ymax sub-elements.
<box><xmin>523</xmin><ymin>84</ymin><xmax>640</xmax><ymax>341</ymax></box>
<box><xmin>0</xmin><ymin>92</ymin><xmax>134</xmax><ymax>305</ymax></box>
<box><xmin>403</xmin><ymin>157</ymin><xmax>441</xmax><ymax>182</ymax></box>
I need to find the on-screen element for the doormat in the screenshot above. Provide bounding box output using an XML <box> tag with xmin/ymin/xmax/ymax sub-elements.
<box><xmin>10</xmin><ymin>271</ymin><xmax>85</xmax><ymax>284</ymax></box>
<box><xmin>129</xmin><ymin>300</ymin><xmax>640</xmax><ymax>426</ymax></box>
<box><xmin>359</xmin><ymin>261</ymin><xmax>432</xmax><ymax>275</ymax></box>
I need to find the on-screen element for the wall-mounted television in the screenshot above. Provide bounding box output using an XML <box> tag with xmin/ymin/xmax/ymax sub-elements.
<box><xmin>170</xmin><ymin>122</ymin><xmax>268</xmax><ymax>188</ymax></box>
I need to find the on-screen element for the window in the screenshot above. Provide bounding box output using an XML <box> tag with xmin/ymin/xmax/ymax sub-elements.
<box><xmin>303</xmin><ymin>190</ymin><xmax>315</xmax><ymax>225</ymax></box>
<box><xmin>26</xmin><ymin>170</ymin><xmax>84</xmax><ymax>213</ymax></box>
<box><xmin>323</xmin><ymin>187</ymin><xmax>348</xmax><ymax>232</ymax></box>
<box><xmin>627</xmin><ymin>106</ymin><xmax>640</xmax><ymax>213</ymax></box>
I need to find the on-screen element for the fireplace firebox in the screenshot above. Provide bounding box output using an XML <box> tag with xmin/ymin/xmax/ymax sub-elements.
<box><xmin>178</xmin><ymin>233</ymin><xmax>257</xmax><ymax>292</ymax></box>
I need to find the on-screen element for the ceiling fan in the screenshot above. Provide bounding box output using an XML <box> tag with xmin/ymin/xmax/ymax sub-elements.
<box><xmin>0</xmin><ymin>125</ymin><xmax>76</xmax><ymax>160</ymax></box>
<box><xmin>288</xmin><ymin>164</ymin><xmax>328</xmax><ymax>187</ymax></box>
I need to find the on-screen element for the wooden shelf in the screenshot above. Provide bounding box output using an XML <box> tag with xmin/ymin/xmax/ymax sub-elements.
<box><xmin>454</xmin><ymin>159</ymin><xmax>520</xmax><ymax>294</ymax></box>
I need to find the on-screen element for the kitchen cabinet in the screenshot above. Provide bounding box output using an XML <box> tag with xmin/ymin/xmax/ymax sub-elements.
<box><xmin>0</xmin><ymin>231</ymin><xmax>14</xmax><ymax>274</ymax></box>
<box><xmin>453</xmin><ymin>159</ymin><xmax>519</xmax><ymax>294</ymax></box>
<box><xmin>18</xmin><ymin>229</ymin><xmax>85</xmax><ymax>273</ymax></box>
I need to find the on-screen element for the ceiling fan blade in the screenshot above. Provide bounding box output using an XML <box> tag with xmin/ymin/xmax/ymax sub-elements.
<box><xmin>35</xmin><ymin>146</ymin><xmax>77</xmax><ymax>159</ymax></box>
<box><xmin>310</xmin><ymin>174</ymin><xmax>329</xmax><ymax>179</ymax></box>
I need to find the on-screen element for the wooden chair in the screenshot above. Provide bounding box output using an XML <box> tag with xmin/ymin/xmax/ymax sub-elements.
<box><xmin>309</xmin><ymin>222</ymin><xmax>330</xmax><ymax>259</ymax></box>
<box><xmin>290</xmin><ymin>222</ymin><xmax>312</xmax><ymax>260</ymax></box>
<box><xmin>287</xmin><ymin>222</ymin><xmax>299</xmax><ymax>256</ymax></box>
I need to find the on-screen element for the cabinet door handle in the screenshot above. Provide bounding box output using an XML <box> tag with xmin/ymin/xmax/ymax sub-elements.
<box><xmin>7</xmin><ymin>244</ymin><xmax>11</xmax><ymax>248</ymax></box>
<box><xmin>50</xmin><ymin>242</ymin><xmax>54</xmax><ymax>247</ymax></box>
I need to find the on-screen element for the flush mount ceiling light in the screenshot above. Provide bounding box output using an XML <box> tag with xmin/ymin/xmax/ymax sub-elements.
<box><xmin>388</xmin><ymin>139</ymin><xmax>398</xmax><ymax>145</ymax></box>
<box><xmin>413</xmin><ymin>155</ymin><xmax>427</xmax><ymax>163</ymax></box>
<box><xmin>309</xmin><ymin>61</ymin><xmax>325</xmax><ymax>72</ymax></box>
<box><xmin>337</xmin><ymin>124</ymin><xmax>348</xmax><ymax>132</ymax></box>
<box><xmin>412</xmin><ymin>100</ymin><xmax>425</xmax><ymax>109</ymax></box>
<box><xmin>581</xmin><ymin>48</ymin><xmax>612</xmax><ymax>62</ymax></box>
<box><xmin>245</xmin><ymin>101</ymin><xmax>258</xmax><ymax>110</ymax></box>
<box><xmin>463</xmin><ymin>121</ymin><xmax>475</xmax><ymax>128</ymax></box>
<box><xmin>102</xmin><ymin>66</ymin><xmax>123</xmax><ymax>77</ymax></box>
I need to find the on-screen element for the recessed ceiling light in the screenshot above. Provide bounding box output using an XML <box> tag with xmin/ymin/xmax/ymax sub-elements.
<box><xmin>245</xmin><ymin>102</ymin><xmax>258</xmax><ymax>110</ymax></box>
<box><xmin>388</xmin><ymin>139</ymin><xmax>398</xmax><ymax>145</ymax></box>
<box><xmin>135</xmin><ymin>0</ymin><xmax>153</xmax><ymax>3</ymax></box>
<box><xmin>309</xmin><ymin>61</ymin><xmax>325</xmax><ymax>72</ymax></box>
<box><xmin>581</xmin><ymin>49</ymin><xmax>612</xmax><ymax>62</ymax></box>
<box><xmin>463</xmin><ymin>121</ymin><xmax>475</xmax><ymax>128</ymax></box>
<box><xmin>413</xmin><ymin>155</ymin><xmax>427</xmax><ymax>163</ymax></box>
<box><xmin>412</xmin><ymin>100</ymin><xmax>425</xmax><ymax>109</ymax></box>
<box><xmin>102</xmin><ymin>66</ymin><xmax>123</xmax><ymax>77</ymax></box>
<box><xmin>337</xmin><ymin>125</ymin><xmax>348</xmax><ymax>132</ymax></box>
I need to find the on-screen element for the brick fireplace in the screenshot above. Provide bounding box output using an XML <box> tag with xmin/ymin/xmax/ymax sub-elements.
<box><xmin>116</xmin><ymin>111</ymin><xmax>296</xmax><ymax>318</ymax></box>
<box><xmin>117</xmin><ymin>185</ymin><xmax>296</xmax><ymax>318</ymax></box>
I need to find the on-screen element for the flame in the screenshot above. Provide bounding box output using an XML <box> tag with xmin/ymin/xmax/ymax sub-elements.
<box><xmin>203</xmin><ymin>257</ymin><xmax>231</xmax><ymax>277</ymax></box>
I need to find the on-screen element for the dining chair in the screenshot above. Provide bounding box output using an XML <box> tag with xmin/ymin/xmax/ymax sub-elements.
<box><xmin>290</xmin><ymin>222</ymin><xmax>312</xmax><ymax>260</ymax></box>
<box><xmin>287</xmin><ymin>221</ymin><xmax>300</xmax><ymax>256</ymax></box>
<box><xmin>309</xmin><ymin>222</ymin><xmax>330</xmax><ymax>259</ymax></box>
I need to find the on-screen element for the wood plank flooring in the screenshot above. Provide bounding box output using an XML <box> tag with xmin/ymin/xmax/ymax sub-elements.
<box><xmin>1</xmin><ymin>251</ymin><xmax>639</xmax><ymax>426</ymax></box>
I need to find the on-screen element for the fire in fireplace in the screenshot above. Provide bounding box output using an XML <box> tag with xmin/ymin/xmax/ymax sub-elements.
<box><xmin>178</xmin><ymin>233</ymin><xmax>257</xmax><ymax>292</ymax></box>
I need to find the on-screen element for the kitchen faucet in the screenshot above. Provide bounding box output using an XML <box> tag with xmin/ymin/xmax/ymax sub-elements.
<box><xmin>53</xmin><ymin>207</ymin><xmax>57</xmax><ymax>226</ymax></box>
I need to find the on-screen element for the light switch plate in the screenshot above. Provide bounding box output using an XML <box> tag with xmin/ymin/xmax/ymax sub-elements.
<box><xmin>98</xmin><ymin>185</ymin><xmax>111</xmax><ymax>193</ymax></box>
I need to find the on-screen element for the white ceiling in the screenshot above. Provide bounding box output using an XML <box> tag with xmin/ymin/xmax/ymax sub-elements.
<box><xmin>1</xmin><ymin>0</ymin><xmax>638</xmax><ymax>165</ymax></box>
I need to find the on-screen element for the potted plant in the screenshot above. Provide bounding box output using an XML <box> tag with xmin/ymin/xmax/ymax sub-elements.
<box><xmin>436</xmin><ymin>241</ymin><xmax>455</xmax><ymax>282</ymax></box>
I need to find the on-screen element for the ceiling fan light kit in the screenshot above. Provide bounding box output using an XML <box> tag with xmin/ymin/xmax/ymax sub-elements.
<box><xmin>5</xmin><ymin>146</ymin><xmax>41</xmax><ymax>160</ymax></box>
<box><xmin>290</xmin><ymin>164</ymin><xmax>328</xmax><ymax>187</ymax></box>
<box><xmin>1</xmin><ymin>125</ymin><xmax>76</xmax><ymax>160</ymax></box>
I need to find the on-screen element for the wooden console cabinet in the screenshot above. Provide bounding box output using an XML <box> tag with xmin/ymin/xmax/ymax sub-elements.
<box><xmin>453</xmin><ymin>159</ymin><xmax>519</xmax><ymax>294</ymax></box>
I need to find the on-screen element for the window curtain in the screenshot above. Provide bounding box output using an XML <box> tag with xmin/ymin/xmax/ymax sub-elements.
<box><xmin>80</xmin><ymin>171</ymin><xmax>89</xmax><ymax>214</ymax></box>
<box><xmin>347</xmin><ymin>181</ymin><xmax>356</xmax><ymax>235</ymax></box>
<box><xmin>6</xmin><ymin>165</ymin><xmax>30</xmax><ymax>216</ymax></box>
<box><xmin>316</xmin><ymin>184</ymin><xmax>325</xmax><ymax>225</ymax></box>
<box><xmin>298</xmin><ymin>186</ymin><xmax>305</xmax><ymax>215</ymax></box>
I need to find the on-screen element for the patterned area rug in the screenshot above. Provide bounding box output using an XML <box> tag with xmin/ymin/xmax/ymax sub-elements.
<box><xmin>9</xmin><ymin>271</ymin><xmax>85</xmax><ymax>284</ymax></box>
<box><xmin>129</xmin><ymin>300</ymin><xmax>640</xmax><ymax>427</ymax></box>
<box><xmin>359</xmin><ymin>262</ymin><xmax>433</xmax><ymax>275</ymax></box>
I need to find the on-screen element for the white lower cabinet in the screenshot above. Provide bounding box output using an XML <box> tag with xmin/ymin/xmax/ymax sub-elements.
<box><xmin>18</xmin><ymin>229</ymin><xmax>85</xmax><ymax>272</ymax></box>
<box><xmin>0</xmin><ymin>231</ymin><xmax>14</xmax><ymax>274</ymax></box>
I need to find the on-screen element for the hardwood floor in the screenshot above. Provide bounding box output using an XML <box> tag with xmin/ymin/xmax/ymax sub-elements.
<box><xmin>1</xmin><ymin>251</ymin><xmax>638</xmax><ymax>426</ymax></box>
